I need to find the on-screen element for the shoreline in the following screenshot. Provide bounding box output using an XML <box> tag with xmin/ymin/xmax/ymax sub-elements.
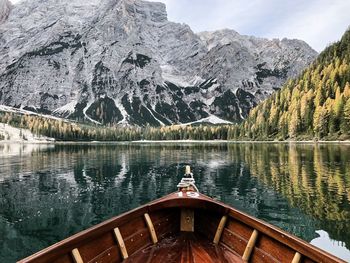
<box><xmin>1</xmin><ymin>139</ymin><xmax>350</xmax><ymax>144</ymax></box>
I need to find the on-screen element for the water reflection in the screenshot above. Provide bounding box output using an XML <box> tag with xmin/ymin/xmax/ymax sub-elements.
<box><xmin>0</xmin><ymin>143</ymin><xmax>349</xmax><ymax>262</ymax></box>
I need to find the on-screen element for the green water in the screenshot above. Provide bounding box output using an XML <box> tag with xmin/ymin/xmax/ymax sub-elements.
<box><xmin>0</xmin><ymin>143</ymin><xmax>350</xmax><ymax>262</ymax></box>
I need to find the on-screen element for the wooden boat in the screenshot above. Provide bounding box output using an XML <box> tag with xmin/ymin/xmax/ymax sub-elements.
<box><xmin>19</xmin><ymin>166</ymin><xmax>345</xmax><ymax>263</ymax></box>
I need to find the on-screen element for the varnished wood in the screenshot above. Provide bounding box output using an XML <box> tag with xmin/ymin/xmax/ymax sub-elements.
<box><xmin>127</xmin><ymin>232</ymin><xmax>241</xmax><ymax>263</ymax></box>
<box><xmin>242</xmin><ymin>229</ymin><xmax>258</xmax><ymax>261</ymax></box>
<box><xmin>19</xmin><ymin>192</ymin><xmax>346</xmax><ymax>263</ymax></box>
<box><xmin>254</xmin><ymin>234</ymin><xmax>295</xmax><ymax>262</ymax></box>
<box><xmin>213</xmin><ymin>215</ymin><xmax>228</xmax><ymax>244</ymax></box>
<box><xmin>144</xmin><ymin>213</ymin><xmax>158</xmax><ymax>244</ymax></box>
<box><xmin>180</xmin><ymin>209</ymin><xmax>194</xmax><ymax>232</ymax></box>
<box><xmin>71</xmin><ymin>248</ymin><xmax>83</xmax><ymax>263</ymax></box>
<box><xmin>113</xmin><ymin>228</ymin><xmax>128</xmax><ymax>259</ymax></box>
<box><xmin>291</xmin><ymin>252</ymin><xmax>302</xmax><ymax>263</ymax></box>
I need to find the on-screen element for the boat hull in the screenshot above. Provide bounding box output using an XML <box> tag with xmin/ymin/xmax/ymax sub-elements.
<box><xmin>18</xmin><ymin>192</ymin><xmax>345</xmax><ymax>263</ymax></box>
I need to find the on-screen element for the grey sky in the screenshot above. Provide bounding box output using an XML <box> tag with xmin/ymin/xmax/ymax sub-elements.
<box><xmin>149</xmin><ymin>0</ymin><xmax>350</xmax><ymax>52</ymax></box>
<box><xmin>10</xmin><ymin>0</ymin><xmax>350</xmax><ymax>52</ymax></box>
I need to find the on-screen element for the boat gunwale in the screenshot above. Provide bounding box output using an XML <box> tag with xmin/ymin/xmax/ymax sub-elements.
<box><xmin>18</xmin><ymin>192</ymin><xmax>346</xmax><ymax>263</ymax></box>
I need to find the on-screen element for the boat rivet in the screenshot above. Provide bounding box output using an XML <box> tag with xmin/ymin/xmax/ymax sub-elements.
<box><xmin>108</xmin><ymin>253</ymin><xmax>110</xmax><ymax>256</ymax></box>
<box><xmin>141</xmin><ymin>233</ymin><xmax>143</xmax><ymax>236</ymax></box>
<box><xmin>131</xmin><ymin>238</ymin><xmax>134</xmax><ymax>242</ymax></box>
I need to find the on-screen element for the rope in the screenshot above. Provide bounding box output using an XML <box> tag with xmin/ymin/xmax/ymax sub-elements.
<box><xmin>177</xmin><ymin>173</ymin><xmax>199</xmax><ymax>192</ymax></box>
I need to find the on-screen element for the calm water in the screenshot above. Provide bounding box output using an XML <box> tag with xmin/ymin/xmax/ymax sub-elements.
<box><xmin>0</xmin><ymin>142</ymin><xmax>350</xmax><ymax>262</ymax></box>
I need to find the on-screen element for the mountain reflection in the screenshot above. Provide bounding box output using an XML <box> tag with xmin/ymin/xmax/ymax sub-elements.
<box><xmin>0</xmin><ymin>143</ymin><xmax>349</xmax><ymax>262</ymax></box>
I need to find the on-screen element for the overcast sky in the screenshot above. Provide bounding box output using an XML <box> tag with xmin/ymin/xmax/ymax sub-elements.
<box><xmin>10</xmin><ymin>0</ymin><xmax>350</xmax><ymax>52</ymax></box>
<box><xmin>148</xmin><ymin>0</ymin><xmax>350</xmax><ymax>52</ymax></box>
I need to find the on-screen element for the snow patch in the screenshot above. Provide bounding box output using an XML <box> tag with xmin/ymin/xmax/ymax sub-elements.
<box><xmin>114</xmin><ymin>99</ymin><xmax>128</xmax><ymax>125</ymax></box>
<box><xmin>203</xmin><ymin>96</ymin><xmax>216</xmax><ymax>106</ymax></box>
<box><xmin>0</xmin><ymin>123</ymin><xmax>55</xmax><ymax>142</ymax></box>
<box><xmin>0</xmin><ymin>105</ymin><xmax>66</xmax><ymax>122</ymax></box>
<box><xmin>180</xmin><ymin>115</ymin><xmax>232</xmax><ymax>126</ymax></box>
<box><xmin>144</xmin><ymin>105</ymin><xmax>165</xmax><ymax>126</ymax></box>
<box><xmin>237</xmin><ymin>104</ymin><xmax>244</xmax><ymax>120</ymax></box>
<box><xmin>82</xmin><ymin>101</ymin><xmax>101</xmax><ymax>125</ymax></box>
<box><xmin>52</xmin><ymin>100</ymin><xmax>77</xmax><ymax>116</ymax></box>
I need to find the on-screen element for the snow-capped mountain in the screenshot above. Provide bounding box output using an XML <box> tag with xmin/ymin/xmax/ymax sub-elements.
<box><xmin>0</xmin><ymin>0</ymin><xmax>317</xmax><ymax>126</ymax></box>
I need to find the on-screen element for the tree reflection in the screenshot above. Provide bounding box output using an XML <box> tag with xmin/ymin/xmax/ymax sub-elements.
<box><xmin>0</xmin><ymin>143</ymin><xmax>349</xmax><ymax>262</ymax></box>
<box><xmin>226</xmin><ymin>143</ymin><xmax>350</xmax><ymax>248</ymax></box>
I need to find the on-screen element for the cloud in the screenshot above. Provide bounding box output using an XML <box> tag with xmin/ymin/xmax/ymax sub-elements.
<box><xmin>150</xmin><ymin>0</ymin><xmax>350</xmax><ymax>52</ymax></box>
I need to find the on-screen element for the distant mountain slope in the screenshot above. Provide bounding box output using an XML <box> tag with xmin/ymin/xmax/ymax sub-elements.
<box><xmin>240</xmin><ymin>28</ymin><xmax>350</xmax><ymax>140</ymax></box>
<box><xmin>0</xmin><ymin>0</ymin><xmax>317</xmax><ymax>126</ymax></box>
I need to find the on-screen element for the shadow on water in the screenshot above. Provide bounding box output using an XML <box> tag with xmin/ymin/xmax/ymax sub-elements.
<box><xmin>0</xmin><ymin>143</ymin><xmax>349</xmax><ymax>262</ymax></box>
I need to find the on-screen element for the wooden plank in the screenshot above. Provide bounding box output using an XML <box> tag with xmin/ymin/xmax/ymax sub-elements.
<box><xmin>180</xmin><ymin>209</ymin><xmax>194</xmax><ymax>232</ymax></box>
<box><xmin>221</xmin><ymin>228</ymin><xmax>248</xmax><ymax>256</ymax></box>
<box><xmin>220</xmin><ymin>244</ymin><xmax>245</xmax><ymax>263</ymax></box>
<box><xmin>227</xmin><ymin>209</ymin><xmax>345</xmax><ymax>263</ymax></box>
<box><xmin>149</xmin><ymin>208</ymin><xmax>179</xmax><ymax>239</ymax></box>
<box><xmin>242</xmin><ymin>229</ymin><xmax>259</xmax><ymax>261</ymax></box>
<box><xmin>144</xmin><ymin>213</ymin><xmax>158</xmax><ymax>244</ymax></box>
<box><xmin>113</xmin><ymin>228</ymin><xmax>128</xmax><ymax>259</ymax></box>
<box><xmin>255</xmin><ymin>234</ymin><xmax>295</xmax><ymax>262</ymax></box>
<box><xmin>71</xmin><ymin>248</ymin><xmax>83</xmax><ymax>263</ymax></box>
<box><xmin>303</xmin><ymin>258</ymin><xmax>317</xmax><ymax>263</ymax></box>
<box><xmin>292</xmin><ymin>252</ymin><xmax>302</xmax><ymax>263</ymax></box>
<box><xmin>213</xmin><ymin>215</ymin><xmax>228</xmax><ymax>244</ymax></box>
<box><xmin>123</xmin><ymin>228</ymin><xmax>152</xmax><ymax>255</ymax></box>
<box><xmin>225</xmin><ymin>218</ymin><xmax>254</xmax><ymax>241</ymax></box>
<box><xmin>87</xmin><ymin>246</ymin><xmax>119</xmax><ymax>263</ymax></box>
<box><xmin>180</xmin><ymin>238</ymin><xmax>194</xmax><ymax>263</ymax></box>
<box><xmin>78</xmin><ymin>232</ymin><xmax>119</xmax><ymax>262</ymax></box>
<box><xmin>195</xmin><ymin>210</ymin><xmax>222</xmax><ymax>239</ymax></box>
<box><xmin>250</xmin><ymin>247</ymin><xmax>279</xmax><ymax>263</ymax></box>
<box><xmin>51</xmin><ymin>254</ymin><xmax>75</xmax><ymax>263</ymax></box>
<box><xmin>153</xmin><ymin>216</ymin><xmax>179</xmax><ymax>239</ymax></box>
<box><xmin>118</xmin><ymin>216</ymin><xmax>148</xmax><ymax>239</ymax></box>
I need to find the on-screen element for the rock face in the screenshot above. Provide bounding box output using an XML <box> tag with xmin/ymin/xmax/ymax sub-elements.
<box><xmin>0</xmin><ymin>0</ymin><xmax>318</xmax><ymax>126</ymax></box>
<box><xmin>0</xmin><ymin>0</ymin><xmax>11</xmax><ymax>24</ymax></box>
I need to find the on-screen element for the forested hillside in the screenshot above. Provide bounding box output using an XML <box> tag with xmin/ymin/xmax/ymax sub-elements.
<box><xmin>0</xmin><ymin>111</ymin><xmax>232</xmax><ymax>141</ymax></box>
<box><xmin>239</xmin><ymin>28</ymin><xmax>350</xmax><ymax>140</ymax></box>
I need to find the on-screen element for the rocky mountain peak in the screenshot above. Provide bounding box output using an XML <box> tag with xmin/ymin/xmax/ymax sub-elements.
<box><xmin>0</xmin><ymin>0</ymin><xmax>318</xmax><ymax>126</ymax></box>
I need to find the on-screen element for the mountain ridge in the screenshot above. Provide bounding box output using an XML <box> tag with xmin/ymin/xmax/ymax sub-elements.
<box><xmin>0</xmin><ymin>0</ymin><xmax>317</xmax><ymax>126</ymax></box>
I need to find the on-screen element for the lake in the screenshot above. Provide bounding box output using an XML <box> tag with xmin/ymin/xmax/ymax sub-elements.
<box><xmin>0</xmin><ymin>142</ymin><xmax>350</xmax><ymax>262</ymax></box>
